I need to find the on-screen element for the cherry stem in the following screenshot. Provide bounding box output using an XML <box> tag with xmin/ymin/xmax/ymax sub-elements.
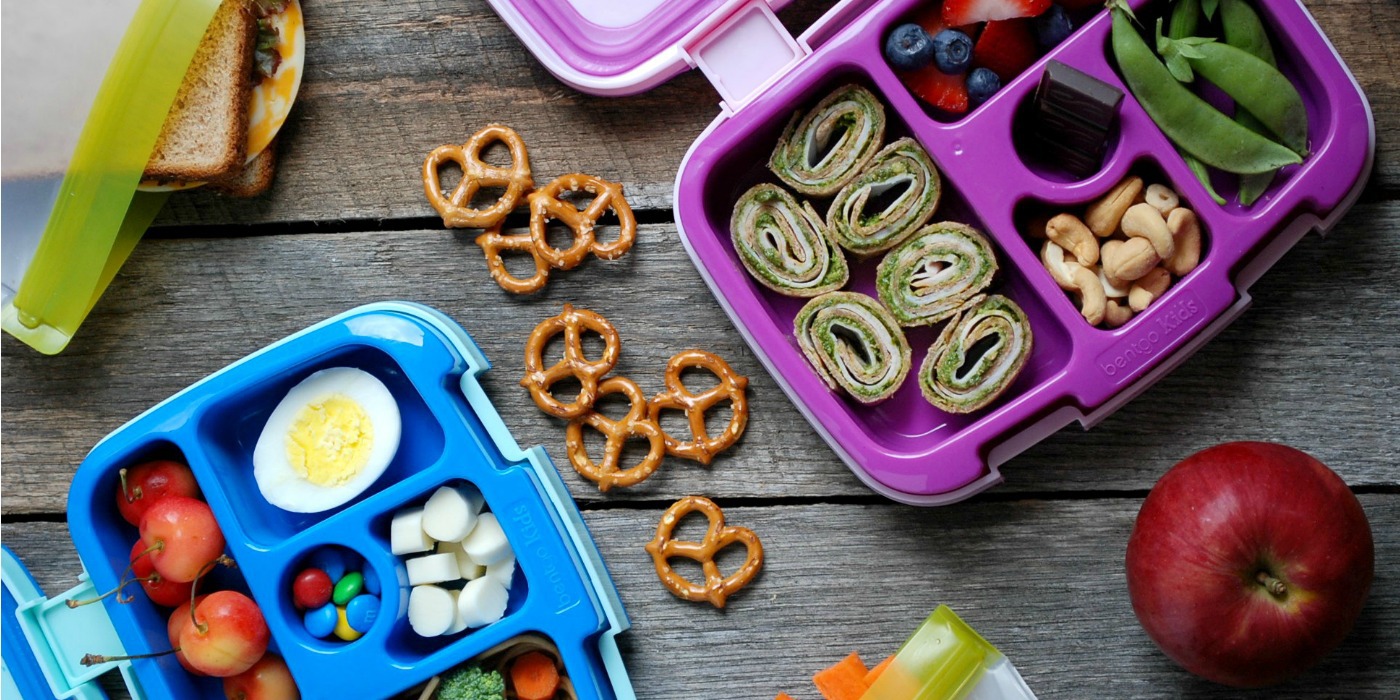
<box><xmin>1256</xmin><ymin>570</ymin><xmax>1288</xmax><ymax>599</ymax></box>
<box><xmin>187</xmin><ymin>555</ymin><xmax>237</xmax><ymax>634</ymax></box>
<box><xmin>82</xmin><ymin>647</ymin><xmax>177</xmax><ymax>666</ymax></box>
<box><xmin>66</xmin><ymin>546</ymin><xmax>162</xmax><ymax>608</ymax></box>
<box><xmin>118</xmin><ymin>468</ymin><xmax>141</xmax><ymax>504</ymax></box>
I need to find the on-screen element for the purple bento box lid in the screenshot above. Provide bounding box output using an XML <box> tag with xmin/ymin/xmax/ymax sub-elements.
<box><xmin>484</xmin><ymin>0</ymin><xmax>800</xmax><ymax>97</ymax></box>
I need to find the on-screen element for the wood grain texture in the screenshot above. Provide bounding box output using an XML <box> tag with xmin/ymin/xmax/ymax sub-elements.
<box><xmin>6</xmin><ymin>495</ymin><xmax>1397</xmax><ymax>698</ymax></box>
<box><xmin>151</xmin><ymin>0</ymin><xmax>1400</xmax><ymax>227</ymax></box>
<box><xmin>4</xmin><ymin>203</ymin><xmax>1397</xmax><ymax>514</ymax></box>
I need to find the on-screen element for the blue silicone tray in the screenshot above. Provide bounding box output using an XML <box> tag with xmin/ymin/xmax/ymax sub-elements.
<box><xmin>22</xmin><ymin>302</ymin><xmax>634</xmax><ymax>700</ymax></box>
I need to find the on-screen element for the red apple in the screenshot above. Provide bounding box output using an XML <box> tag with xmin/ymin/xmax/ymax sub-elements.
<box><xmin>179</xmin><ymin>591</ymin><xmax>270</xmax><ymax>677</ymax></box>
<box><xmin>1126</xmin><ymin>441</ymin><xmax>1374</xmax><ymax>688</ymax></box>
<box><xmin>223</xmin><ymin>653</ymin><xmax>300</xmax><ymax>700</ymax></box>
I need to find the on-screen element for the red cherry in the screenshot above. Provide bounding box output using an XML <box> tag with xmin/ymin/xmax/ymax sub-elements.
<box><xmin>116</xmin><ymin>460</ymin><xmax>201</xmax><ymax>527</ymax></box>
<box><xmin>169</xmin><ymin>595</ymin><xmax>211</xmax><ymax>676</ymax></box>
<box><xmin>223</xmin><ymin>653</ymin><xmax>301</xmax><ymax>700</ymax></box>
<box><xmin>140</xmin><ymin>496</ymin><xmax>226</xmax><ymax>584</ymax></box>
<box><xmin>129</xmin><ymin>540</ymin><xmax>194</xmax><ymax>608</ymax></box>
<box><xmin>291</xmin><ymin>569</ymin><xmax>332</xmax><ymax>611</ymax></box>
<box><xmin>179</xmin><ymin>591</ymin><xmax>270</xmax><ymax>677</ymax></box>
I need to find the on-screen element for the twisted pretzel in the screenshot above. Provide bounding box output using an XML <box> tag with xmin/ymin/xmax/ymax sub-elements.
<box><xmin>521</xmin><ymin>305</ymin><xmax>621</xmax><ymax>419</ymax></box>
<box><xmin>528</xmin><ymin>174</ymin><xmax>636</xmax><ymax>269</ymax></box>
<box><xmin>648</xmin><ymin>350</ymin><xmax>749</xmax><ymax>465</ymax></box>
<box><xmin>565</xmin><ymin>376</ymin><xmax>666</xmax><ymax>491</ymax></box>
<box><xmin>645</xmin><ymin>496</ymin><xmax>763</xmax><ymax>608</ymax></box>
<box><xmin>423</xmin><ymin>124</ymin><xmax>534</xmax><ymax>229</ymax></box>
<box><xmin>475</xmin><ymin>223</ymin><xmax>549</xmax><ymax>294</ymax></box>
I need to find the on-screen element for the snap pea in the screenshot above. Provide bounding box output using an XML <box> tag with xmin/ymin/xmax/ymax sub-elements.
<box><xmin>1112</xmin><ymin>8</ymin><xmax>1300</xmax><ymax>175</ymax></box>
<box><xmin>1167</xmin><ymin>0</ymin><xmax>1229</xmax><ymax>204</ymax></box>
<box><xmin>1168</xmin><ymin>0</ymin><xmax>1202</xmax><ymax>41</ymax></box>
<box><xmin>1185</xmin><ymin>42</ymin><xmax>1308</xmax><ymax>156</ymax></box>
<box><xmin>1221</xmin><ymin>0</ymin><xmax>1279</xmax><ymax>205</ymax></box>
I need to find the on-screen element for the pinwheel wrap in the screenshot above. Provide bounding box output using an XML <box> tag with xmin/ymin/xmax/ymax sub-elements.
<box><xmin>827</xmin><ymin>137</ymin><xmax>941</xmax><ymax>257</ymax></box>
<box><xmin>731</xmin><ymin>183</ymin><xmax>849</xmax><ymax>297</ymax></box>
<box><xmin>876</xmin><ymin>222</ymin><xmax>997</xmax><ymax>326</ymax></box>
<box><xmin>794</xmin><ymin>291</ymin><xmax>911</xmax><ymax>404</ymax></box>
<box><xmin>919</xmin><ymin>295</ymin><xmax>1033</xmax><ymax>414</ymax></box>
<box><xmin>769</xmin><ymin>84</ymin><xmax>887</xmax><ymax>197</ymax></box>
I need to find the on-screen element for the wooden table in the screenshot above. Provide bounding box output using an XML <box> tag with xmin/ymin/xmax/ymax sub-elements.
<box><xmin>4</xmin><ymin>1</ymin><xmax>1397</xmax><ymax>697</ymax></box>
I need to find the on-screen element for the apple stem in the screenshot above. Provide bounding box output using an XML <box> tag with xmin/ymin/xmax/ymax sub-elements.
<box><xmin>1256</xmin><ymin>570</ymin><xmax>1287</xmax><ymax>599</ymax></box>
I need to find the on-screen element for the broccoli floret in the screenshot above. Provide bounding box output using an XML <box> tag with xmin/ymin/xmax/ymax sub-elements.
<box><xmin>433</xmin><ymin>665</ymin><xmax>505</xmax><ymax>700</ymax></box>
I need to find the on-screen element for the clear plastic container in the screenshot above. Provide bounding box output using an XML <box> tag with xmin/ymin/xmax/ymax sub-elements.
<box><xmin>865</xmin><ymin>606</ymin><xmax>1036</xmax><ymax>700</ymax></box>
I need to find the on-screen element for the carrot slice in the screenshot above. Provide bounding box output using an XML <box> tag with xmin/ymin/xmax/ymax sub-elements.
<box><xmin>510</xmin><ymin>651</ymin><xmax>561</xmax><ymax>700</ymax></box>
<box><xmin>812</xmin><ymin>652</ymin><xmax>869</xmax><ymax>700</ymax></box>
<box><xmin>864</xmin><ymin>655</ymin><xmax>894</xmax><ymax>686</ymax></box>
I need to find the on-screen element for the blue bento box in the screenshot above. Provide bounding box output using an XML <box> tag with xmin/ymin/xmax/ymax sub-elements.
<box><xmin>3</xmin><ymin>302</ymin><xmax>635</xmax><ymax>700</ymax></box>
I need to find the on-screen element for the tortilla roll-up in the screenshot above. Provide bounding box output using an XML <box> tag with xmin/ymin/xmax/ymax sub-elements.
<box><xmin>794</xmin><ymin>291</ymin><xmax>911</xmax><ymax>404</ymax></box>
<box><xmin>769</xmin><ymin>84</ymin><xmax>886</xmax><ymax>197</ymax></box>
<box><xmin>920</xmin><ymin>295</ymin><xmax>1033</xmax><ymax>414</ymax></box>
<box><xmin>731</xmin><ymin>183</ymin><xmax>849</xmax><ymax>297</ymax></box>
<box><xmin>877</xmin><ymin>222</ymin><xmax>998</xmax><ymax>326</ymax></box>
<box><xmin>828</xmin><ymin>138</ymin><xmax>941</xmax><ymax>257</ymax></box>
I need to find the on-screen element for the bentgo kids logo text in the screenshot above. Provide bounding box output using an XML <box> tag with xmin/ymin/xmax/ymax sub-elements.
<box><xmin>1097</xmin><ymin>292</ymin><xmax>1203</xmax><ymax>378</ymax></box>
<box><xmin>509</xmin><ymin>502</ymin><xmax>578</xmax><ymax>612</ymax></box>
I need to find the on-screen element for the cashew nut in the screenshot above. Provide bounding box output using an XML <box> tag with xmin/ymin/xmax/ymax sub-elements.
<box><xmin>1099</xmin><ymin>264</ymin><xmax>1130</xmax><ymax>299</ymax></box>
<box><xmin>1102</xmin><ymin>237</ymin><xmax>1159</xmax><ymax>281</ymax></box>
<box><xmin>1145</xmin><ymin>184</ymin><xmax>1179</xmax><ymax>215</ymax></box>
<box><xmin>1104</xmin><ymin>300</ymin><xmax>1135</xmax><ymax>328</ymax></box>
<box><xmin>1121</xmin><ymin>203</ymin><xmax>1175</xmax><ymax>260</ymax></box>
<box><xmin>1086</xmin><ymin>175</ymin><xmax>1144</xmax><ymax>237</ymax></box>
<box><xmin>1040</xmin><ymin>240</ymin><xmax>1080</xmax><ymax>290</ymax></box>
<box><xmin>1128</xmin><ymin>267</ymin><xmax>1172</xmax><ymax>312</ymax></box>
<box><xmin>1069</xmin><ymin>264</ymin><xmax>1106</xmax><ymax>326</ymax></box>
<box><xmin>1165</xmin><ymin>207</ymin><xmax>1202</xmax><ymax>276</ymax></box>
<box><xmin>1045</xmin><ymin>213</ymin><xmax>1100</xmax><ymax>266</ymax></box>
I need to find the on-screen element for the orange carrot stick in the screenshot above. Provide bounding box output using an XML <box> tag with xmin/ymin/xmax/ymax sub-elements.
<box><xmin>813</xmin><ymin>652</ymin><xmax>869</xmax><ymax>700</ymax></box>
<box><xmin>776</xmin><ymin>694</ymin><xmax>798</xmax><ymax>700</ymax></box>
<box><xmin>510</xmin><ymin>650</ymin><xmax>561</xmax><ymax>700</ymax></box>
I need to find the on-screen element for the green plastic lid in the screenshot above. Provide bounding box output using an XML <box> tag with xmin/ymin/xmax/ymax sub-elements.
<box><xmin>863</xmin><ymin>606</ymin><xmax>1006</xmax><ymax>700</ymax></box>
<box><xmin>1</xmin><ymin>0</ymin><xmax>221</xmax><ymax>354</ymax></box>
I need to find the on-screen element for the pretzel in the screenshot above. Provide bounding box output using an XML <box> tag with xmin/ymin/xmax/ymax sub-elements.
<box><xmin>647</xmin><ymin>350</ymin><xmax>749</xmax><ymax>465</ymax></box>
<box><xmin>475</xmin><ymin>223</ymin><xmax>549</xmax><ymax>294</ymax></box>
<box><xmin>528</xmin><ymin>173</ymin><xmax>637</xmax><ymax>270</ymax></box>
<box><xmin>645</xmin><ymin>496</ymin><xmax>763</xmax><ymax>608</ymax></box>
<box><xmin>565</xmin><ymin>376</ymin><xmax>666</xmax><ymax>491</ymax></box>
<box><xmin>521</xmin><ymin>305</ymin><xmax>621</xmax><ymax>419</ymax></box>
<box><xmin>423</xmin><ymin>124</ymin><xmax>534</xmax><ymax>229</ymax></box>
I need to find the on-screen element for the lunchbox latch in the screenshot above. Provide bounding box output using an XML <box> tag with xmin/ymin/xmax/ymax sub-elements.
<box><xmin>686</xmin><ymin>0</ymin><xmax>807</xmax><ymax>114</ymax></box>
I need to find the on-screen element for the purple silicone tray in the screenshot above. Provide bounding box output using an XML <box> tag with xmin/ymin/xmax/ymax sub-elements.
<box><xmin>671</xmin><ymin>0</ymin><xmax>1374</xmax><ymax>504</ymax></box>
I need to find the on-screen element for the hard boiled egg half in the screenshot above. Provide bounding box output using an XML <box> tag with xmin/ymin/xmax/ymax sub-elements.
<box><xmin>254</xmin><ymin>367</ymin><xmax>401</xmax><ymax>513</ymax></box>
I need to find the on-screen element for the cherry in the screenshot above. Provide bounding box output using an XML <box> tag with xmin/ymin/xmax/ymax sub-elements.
<box><xmin>169</xmin><ymin>595</ymin><xmax>210</xmax><ymax>676</ymax></box>
<box><xmin>223</xmin><ymin>653</ymin><xmax>300</xmax><ymax>700</ymax></box>
<box><xmin>140</xmin><ymin>496</ymin><xmax>226</xmax><ymax>583</ymax></box>
<box><xmin>116</xmin><ymin>460</ymin><xmax>201</xmax><ymax>527</ymax></box>
<box><xmin>179</xmin><ymin>591</ymin><xmax>270</xmax><ymax>677</ymax></box>
<box><xmin>128</xmin><ymin>539</ymin><xmax>194</xmax><ymax>608</ymax></box>
<box><xmin>291</xmin><ymin>569</ymin><xmax>332</xmax><ymax>610</ymax></box>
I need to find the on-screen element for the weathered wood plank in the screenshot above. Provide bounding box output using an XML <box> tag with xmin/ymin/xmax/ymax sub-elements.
<box><xmin>151</xmin><ymin>0</ymin><xmax>1400</xmax><ymax>227</ymax></box>
<box><xmin>6</xmin><ymin>495</ymin><xmax>1397</xmax><ymax>698</ymax></box>
<box><xmin>4</xmin><ymin>203</ymin><xmax>1397</xmax><ymax>513</ymax></box>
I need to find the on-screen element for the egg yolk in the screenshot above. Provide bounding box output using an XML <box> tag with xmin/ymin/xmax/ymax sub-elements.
<box><xmin>284</xmin><ymin>394</ymin><xmax>375</xmax><ymax>486</ymax></box>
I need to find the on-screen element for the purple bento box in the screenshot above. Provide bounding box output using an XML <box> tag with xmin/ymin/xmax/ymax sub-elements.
<box><xmin>488</xmin><ymin>0</ymin><xmax>1373</xmax><ymax>504</ymax></box>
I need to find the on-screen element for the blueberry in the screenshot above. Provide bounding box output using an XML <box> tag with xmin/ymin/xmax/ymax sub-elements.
<box><xmin>885</xmin><ymin>24</ymin><xmax>934</xmax><ymax>71</ymax></box>
<box><xmin>1034</xmin><ymin>6</ymin><xmax>1074</xmax><ymax>51</ymax></box>
<box><xmin>931</xmin><ymin>29</ymin><xmax>974</xmax><ymax>74</ymax></box>
<box><xmin>967</xmin><ymin>68</ymin><xmax>1001</xmax><ymax>107</ymax></box>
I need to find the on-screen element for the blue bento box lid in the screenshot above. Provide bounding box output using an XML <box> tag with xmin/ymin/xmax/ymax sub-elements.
<box><xmin>18</xmin><ymin>302</ymin><xmax>635</xmax><ymax>700</ymax></box>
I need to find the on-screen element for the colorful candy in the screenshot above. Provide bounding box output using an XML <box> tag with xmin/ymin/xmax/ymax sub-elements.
<box><xmin>295</xmin><ymin>548</ymin><xmax>380</xmax><ymax>642</ymax></box>
<box><xmin>292</xmin><ymin>568</ymin><xmax>333</xmax><ymax>610</ymax></box>
<box><xmin>332</xmin><ymin>571</ymin><xmax>364</xmax><ymax>605</ymax></box>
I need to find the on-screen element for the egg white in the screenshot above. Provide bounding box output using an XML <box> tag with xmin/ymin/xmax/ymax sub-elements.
<box><xmin>253</xmin><ymin>366</ymin><xmax>402</xmax><ymax>513</ymax></box>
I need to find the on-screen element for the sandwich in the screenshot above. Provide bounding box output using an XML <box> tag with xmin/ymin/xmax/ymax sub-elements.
<box><xmin>140</xmin><ymin>0</ymin><xmax>304</xmax><ymax>197</ymax></box>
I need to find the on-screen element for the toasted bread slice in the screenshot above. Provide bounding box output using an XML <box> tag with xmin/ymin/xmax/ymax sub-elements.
<box><xmin>144</xmin><ymin>0</ymin><xmax>256</xmax><ymax>182</ymax></box>
<box><xmin>209</xmin><ymin>138</ymin><xmax>278</xmax><ymax>197</ymax></box>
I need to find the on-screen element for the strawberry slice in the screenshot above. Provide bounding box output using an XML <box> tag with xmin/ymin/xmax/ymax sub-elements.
<box><xmin>903</xmin><ymin>64</ymin><xmax>968</xmax><ymax>114</ymax></box>
<box><xmin>973</xmin><ymin>18</ymin><xmax>1039</xmax><ymax>82</ymax></box>
<box><xmin>942</xmin><ymin>0</ymin><xmax>1051</xmax><ymax>26</ymax></box>
<box><xmin>912</xmin><ymin>4</ymin><xmax>981</xmax><ymax>41</ymax></box>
